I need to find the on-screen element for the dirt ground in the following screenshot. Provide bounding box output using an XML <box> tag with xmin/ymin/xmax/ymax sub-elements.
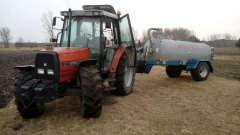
<box><xmin>0</xmin><ymin>50</ymin><xmax>240</xmax><ymax>134</ymax></box>
<box><xmin>0</xmin><ymin>51</ymin><xmax>36</xmax><ymax>108</ymax></box>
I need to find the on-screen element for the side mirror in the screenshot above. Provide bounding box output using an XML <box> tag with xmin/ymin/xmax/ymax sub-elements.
<box><xmin>50</xmin><ymin>38</ymin><xmax>57</xmax><ymax>42</ymax></box>
<box><xmin>52</xmin><ymin>17</ymin><xmax>56</xmax><ymax>26</ymax></box>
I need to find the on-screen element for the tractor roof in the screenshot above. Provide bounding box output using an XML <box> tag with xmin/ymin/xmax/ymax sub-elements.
<box><xmin>60</xmin><ymin>5</ymin><xmax>118</xmax><ymax>19</ymax></box>
<box><xmin>82</xmin><ymin>5</ymin><xmax>116</xmax><ymax>14</ymax></box>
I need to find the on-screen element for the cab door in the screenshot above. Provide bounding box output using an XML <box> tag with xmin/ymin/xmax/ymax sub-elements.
<box><xmin>119</xmin><ymin>14</ymin><xmax>136</xmax><ymax>66</ymax></box>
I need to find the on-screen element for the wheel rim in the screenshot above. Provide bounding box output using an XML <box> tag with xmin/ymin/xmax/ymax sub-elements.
<box><xmin>124</xmin><ymin>64</ymin><xmax>133</xmax><ymax>88</ymax></box>
<box><xmin>199</xmin><ymin>65</ymin><xmax>208</xmax><ymax>78</ymax></box>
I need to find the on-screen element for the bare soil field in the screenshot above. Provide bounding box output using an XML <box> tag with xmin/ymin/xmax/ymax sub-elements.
<box><xmin>213</xmin><ymin>56</ymin><xmax>240</xmax><ymax>80</ymax></box>
<box><xmin>214</xmin><ymin>47</ymin><xmax>240</xmax><ymax>56</ymax></box>
<box><xmin>0</xmin><ymin>49</ymin><xmax>240</xmax><ymax>134</ymax></box>
<box><xmin>213</xmin><ymin>47</ymin><xmax>240</xmax><ymax>81</ymax></box>
<box><xmin>0</xmin><ymin>51</ymin><xmax>36</xmax><ymax>108</ymax></box>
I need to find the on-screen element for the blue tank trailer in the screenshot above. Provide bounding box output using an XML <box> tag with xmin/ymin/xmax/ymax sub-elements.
<box><xmin>135</xmin><ymin>28</ymin><xmax>214</xmax><ymax>81</ymax></box>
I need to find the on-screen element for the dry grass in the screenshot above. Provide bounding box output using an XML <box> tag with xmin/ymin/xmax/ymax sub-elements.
<box><xmin>212</xmin><ymin>57</ymin><xmax>240</xmax><ymax>80</ymax></box>
<box><xmin>214</xmin><ymin>47</ymin><xmax>240</xmax><ymax>53</ymax></box>
<box><xmin>213</xmin><ymin>47</ymin><xmax>240</xmax><ymax>81</ymax></box>
<box><xmin>214</xmin><ymin>47</ymin><xmax>240</xmax><ymax>56</ymax></box>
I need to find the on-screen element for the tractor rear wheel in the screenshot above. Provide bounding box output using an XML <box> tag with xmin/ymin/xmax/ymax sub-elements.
<box><xmin>190</xmin><ymin>62</ymin><xmax>209</xmax><ymax>81</ymax></box>
<box><xmin>14</xmin><ymin>71</ymin><xmax>44</xmax><ymax>119</ymax></box>
<box><xmin>114</xmin><ymin>53</ymin><xmax>135</xmax><ymax>96</ymax></box>
<box><xmin>79</xmin><ymin>65</ymin><xmax>103</xmax><ymax>118</ymax></box>
<box><xmin>166</xmin><ymin>66</ymin><xmax>182</xmax><ymax>78</ymax></box>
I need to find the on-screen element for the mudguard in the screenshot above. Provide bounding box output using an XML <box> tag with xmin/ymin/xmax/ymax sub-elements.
<box><xmin>14</xmin><ymin>65</ymin><xmax>35</xmax><ymax>71</ymax></box>
<box><xmin>109</xmin><ymin>47</ymin><xmax>125</xmax><ymax>73</ymax></box>
<box><xmin>186</xmin><ymin>59</ymin><xmax>213</xmax><ymax>72</ymax></box>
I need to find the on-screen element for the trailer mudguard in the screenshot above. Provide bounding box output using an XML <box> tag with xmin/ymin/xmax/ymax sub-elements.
<box><xmin>136</xmin><ymin>60</ymin><xmax>154</xmax><ymax>74</ymax></box>
<box><xmin>186</xmin><ymin>59</ymin><xmax>213</xmax><ymax>72</ymax></box>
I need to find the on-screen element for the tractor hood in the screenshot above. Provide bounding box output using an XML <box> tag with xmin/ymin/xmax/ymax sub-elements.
<box><xmin>41</xmin><ymin>47</ymin><xmax>89</xmax><ymax>55</ymax></box>
<box><xmin>36</xmin><ymin>47</ymin><xmax>90</xmax><ymax>82</ymax></box>
<box><xmin>40</xmin><ymin>47</ymin><xmax>90</xmax><ymax>62</ymax></box>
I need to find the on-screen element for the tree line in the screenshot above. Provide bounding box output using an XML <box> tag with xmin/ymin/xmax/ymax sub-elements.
<box><xmin>138</xmin><ymin>27</ymin><xmax>239</xmax><ymax>47</ymax></box>
<box><xmin>139</xmin><ymin>27</ymin><xmax>200</xmax><ymax>43</ymax></box>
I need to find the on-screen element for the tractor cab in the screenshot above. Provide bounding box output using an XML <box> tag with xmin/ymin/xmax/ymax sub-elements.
<box><xmin>53</xmin><ymin>5</ymin><xmax>136</xmax><ymax>72</ymax></box>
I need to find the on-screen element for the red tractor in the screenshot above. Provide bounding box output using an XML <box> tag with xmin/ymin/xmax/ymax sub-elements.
<box><xmin>14</xmin><ymin>5</ymin><xmax>136</xmax><ymax>118</ymax></box>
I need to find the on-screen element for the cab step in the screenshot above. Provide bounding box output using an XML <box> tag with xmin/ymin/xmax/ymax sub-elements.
<box><xmin>103</xmin><ymin>87</ymin><xmax>116</xmax><ymax>91</ymax></box>
<box><xmin>102</xmin><ymin>78</ymin><xmax>116</xmax><ymax>82</ymax></box>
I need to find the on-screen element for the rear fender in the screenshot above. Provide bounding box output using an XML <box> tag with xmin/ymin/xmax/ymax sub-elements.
<box><xmin>109</xmin><ymin>47</ymin><xmax>125</xmax><ymax>73</ymax></box>
<box><xmin>14</xmin><ymin>65</ymin><xmax>35</xmax><ymax>71</ymax></box>
<box><xmin>186</xmin><ymin>59</ymin><xmax>213</xmax><ymax>72</ymax></box>
<box><xmin>135</xmin><ymin>60</ymin><xmax>154</xmax><ymax>74</ymax></box>
<box><xmin>206</xmin><ymin>61</ymin><xmax>213</xmax><ymax>73</ymax></box>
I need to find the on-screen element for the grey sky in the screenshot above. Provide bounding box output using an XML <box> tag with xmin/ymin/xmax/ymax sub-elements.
<box><xmin>0</xmin><ymin>0</ymin><xmax>240</xmax><ymax>42</ymax></box>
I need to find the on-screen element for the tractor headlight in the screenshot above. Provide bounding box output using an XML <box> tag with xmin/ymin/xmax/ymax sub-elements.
<box><xmin>47</xmin><ymin>69</ymin><xmax>54</xmax><ymax>75</ymax></box>
<box><xmin>37</xmin><ymin>68</ymin><xmax>44</xmax><ymax>74</ymax></box>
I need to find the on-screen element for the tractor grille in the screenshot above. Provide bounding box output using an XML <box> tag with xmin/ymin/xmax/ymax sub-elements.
<box><xmin>34</xmin><ymin>52</ymin><xmax>60</xmax><ymax>82</ymax></box>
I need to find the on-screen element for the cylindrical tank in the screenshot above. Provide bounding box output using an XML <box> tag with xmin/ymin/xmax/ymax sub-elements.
<box><xmin>153</xmin><ymin>39</ymin><xmax>212</xmax><ymax>60</ymax></box>
<box><xmin>143</xmin><ymin>29</ymin><xmax>213</xmax><ymax>62</ymax></box>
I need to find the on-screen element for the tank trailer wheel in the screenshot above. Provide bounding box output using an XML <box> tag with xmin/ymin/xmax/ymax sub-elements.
<box><xmin>190</xmin><ymin>62</ymin><xmax>210</xmax><ymax>81</ymax></box>
<box><xmin>166</xmin><ymin>66</ymin><xmax>182</xmax><ymax>78</ymax></box>
<box><xmin>14</xmin><ymin>71</ymin><xmax>44</xmax><ymax>119</ymax></box>
<box><xmin>79</xmin><ymin>65</ymin><xmax>103</xmax><ymax>118</ymax></box>
<box><xmin>113</xmin><ymin>53</ymin><xmax>135</xmax><ymax>96</ymax></box>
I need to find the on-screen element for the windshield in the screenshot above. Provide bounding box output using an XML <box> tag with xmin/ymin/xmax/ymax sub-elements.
<box><xmin>61</xmin><ymin>17</ymin><xmax>101</xmax><ymax>58</ymax></box>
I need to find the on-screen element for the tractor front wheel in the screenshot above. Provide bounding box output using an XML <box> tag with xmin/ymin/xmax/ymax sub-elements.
<box><xmin>79</xmin><ymin>65</ymin><xmax>103</xmax><ymax>118</ymax></box>
<box><xmin>14</xmin><ymin>71</ymin><xmax>44</xmax><ymax>119</ymax></box>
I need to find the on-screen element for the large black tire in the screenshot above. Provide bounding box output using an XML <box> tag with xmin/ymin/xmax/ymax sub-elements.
<box><xmin>166</xmin><ymin>66</ymin><xmax>182</xmax><ymax>78</ymax></box>
<box><xmin>14</xmin><ymin>71</ymin><xmax>44</xmax><ymax>119</ymax></box>
<box><xmin>114</xmin><ymin>53</ymin><xmax>135</xmax><ymax>96</ymax></box>
<box><xmin>79</xmin><ymin>65</ymin><xmax>103</xmax><ymax>118</ymax></box>
<box><xmin>190</xmin><ymin>62</ymin><xmax>210</xmax><ymax>81</ymax></box>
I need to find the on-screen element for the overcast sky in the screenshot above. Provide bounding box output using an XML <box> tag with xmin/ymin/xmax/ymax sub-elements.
<box><xmin>0</xmin><ymin>0</ymin><xmax>240</xmax><ymax>42</ymax></box>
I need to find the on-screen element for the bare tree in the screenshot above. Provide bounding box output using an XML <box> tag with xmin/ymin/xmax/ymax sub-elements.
<box><xmin>15</xmin><ymin>37</ymin><xmax>25</xmax><ymax>49</ymax></box>
<box><xmin>162</xmin><ymin>27</ymin><xmax>197</xmax><ymax>41</ymax></box>
<box><xmin>189</xmin><ymin>35</ymin><xmax>200</xmax><ymax>42</ymax></box>
<box><xmin>41</xmin><ymin>11</ymin><xmax>54</xmax><ymax>40</ymax></box>
<box><xmin>223</xmin><ymin>33</ymin><xmax>236</xmax><ymax>40</ymax></box>
<box><xmin>140</xmin><ymin>27</ymin><xmax>199</xmax><ymax>45</ymax></box>
<box><xmin>236</xmin><ymin>39</ymin><xmax>240</xmax><ymax>47</ymax></box>
<box><xmin>172</xmin><ymin>28</ymin><xmax>194</xmax><ymax>41</ymax></box>
<box><xmin>208</xmin><ymin>33</ymin><xmax>236</xmax><ymax>41</ymax></box>
<box><xmin>0</xmin><ymin>27</ymin><xmax>12</xmax><ymax>48</ymax></box>
<box><xmin>140</xmin><ymin>30</ymin><xmax>148</xmax><ymax>44</ymax></box>
<box><xmin>207</xmin><ymin>33</ymin><xmax>238</xmax><ymax>47</ymax></box>
<box><xmin>208</xmin><ymin>34</ymin><xmax>222</xmax><ymax>41</ymax></box>
<box><xmin>131</xmin><ymin>27</ymin><xmax>138</xmax><ymax>41</ymax></box>
<box><xmin>163</xmin><ymin>28</ymin><xmax>172</xmax><ymax>39</ymax></box>
<box><xmin>17</xmin><ymin>37</ymin><xmax>24</xmax><ymax>43</ymax></box>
